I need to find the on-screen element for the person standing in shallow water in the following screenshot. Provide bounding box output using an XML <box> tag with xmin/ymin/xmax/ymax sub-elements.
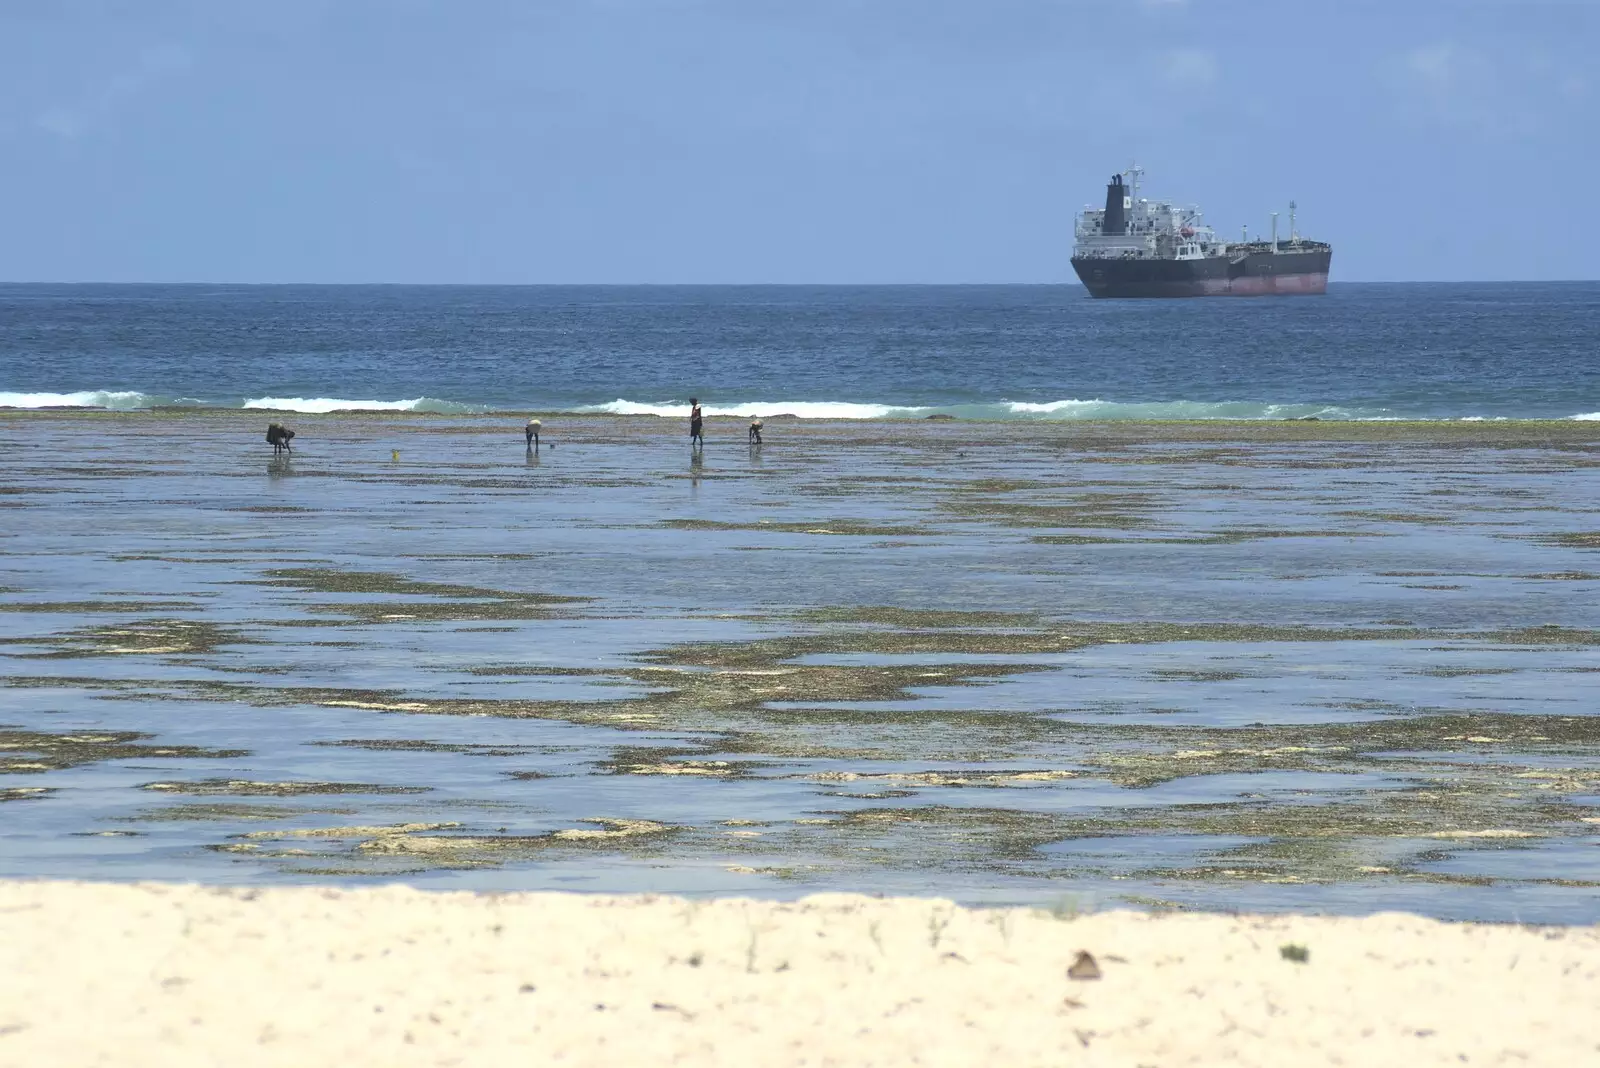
<box><xmin>689</xmin><ymin>398</ymin><xmax>704</xmax><ymax>448</ymax></box>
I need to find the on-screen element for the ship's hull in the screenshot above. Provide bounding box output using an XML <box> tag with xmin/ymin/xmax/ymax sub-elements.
<box><xmin>1071</xmin><ymin>248</ymin><xmax>1331</xmax><ymax>298</ymax></box>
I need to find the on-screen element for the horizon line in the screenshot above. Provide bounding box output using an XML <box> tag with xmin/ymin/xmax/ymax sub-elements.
<box><xmin>3</xmin><ymin>279</ymin><xmax>1599</xmax><ymax>287</ymax></box>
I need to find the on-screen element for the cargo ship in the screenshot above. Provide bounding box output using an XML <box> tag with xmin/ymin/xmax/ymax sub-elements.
<box><xmin>1070</xmin><ymin>166</ymin><xmax>1331</xmax><ymax>298</ymax></box>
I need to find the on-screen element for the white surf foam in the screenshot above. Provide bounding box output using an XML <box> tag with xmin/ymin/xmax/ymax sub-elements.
<box><xmin>577</xmin><ymin>396</ymin><xmax>1389</xmax><ymax>421</ymax></box>
<box><xmin>1004</xmin><ymin>398</ymin><xmax>1367</xmax><ymax>421</ymax></box>
<box><xmin>0</xmin><ymin>390</ymin><xmax>156</xmax><ymax>410</ymax></box>
<box><xmin>241</xmin><ymin>396</ymin><xmax>483</xmax><ymax>414</ymax></box>
<box><xmin>6</xmin><ymin>388</ymin><xmax>1584</xmax><ymax>421</ymax></box>
<box><xmin>575</xmin><ymin>398</ymin><xmax>924</xmax><ymax>419</ymax></box>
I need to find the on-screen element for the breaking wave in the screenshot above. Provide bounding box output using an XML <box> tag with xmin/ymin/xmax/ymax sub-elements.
<box><xmin>575</xmin><ymin>398</ymin><xmax>921</xmax><ymax>419</ymax></box>
<box><xmin>240</xmin><ymin>396</ymin><xmax>485</xmax><ymax>414</ymax></box>
<box><xmin>2</xmin><ymin>389</ymin><xmax>1597</xmax><ymax>422</ymax></box>
<box><xmin>0</xmin><ymin>390</ymin><xmax>181</xmax><ymax>410</ymax></box>
<box><xmin>0</xmin><ymin>391</ymin><xmax>483</xmax><ymax>414</ymax></box>
<box><xmin>578</xmin><ymin>397</ymin><xmax>1386</xmax><ymax>421</ymax></box>
<box><xmin>1002</xmin><ymin>399</ymin><xmax>1369</xmax><ymax>420</ymax></box>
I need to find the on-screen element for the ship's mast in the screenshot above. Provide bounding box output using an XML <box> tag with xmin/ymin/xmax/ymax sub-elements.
<box><xmin>1124</xmin><ymin>162</ymin><xmax>1144</xmax><ymax>206</ymax></box>
<box><xmin>1289</xmin><ymin>201</ymin><xmax>1297</xmax><ymax>242</ymax></box>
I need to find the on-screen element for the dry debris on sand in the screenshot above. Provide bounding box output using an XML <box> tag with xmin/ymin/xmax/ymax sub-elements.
<box><xmin>1</xmin><ymin>881</ymin><xmax>1596</xmax><ymax>1066</ymax></box>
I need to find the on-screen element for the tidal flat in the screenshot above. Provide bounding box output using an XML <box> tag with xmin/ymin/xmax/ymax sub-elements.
<box><xmin>1</xmin><ymin>410</ymin><xmax>1596</xmax><ymax>920</ymax></box>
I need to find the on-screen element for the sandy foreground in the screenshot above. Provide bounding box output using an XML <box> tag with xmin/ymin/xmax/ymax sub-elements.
<box><xmin>1</xmin><ymin>882</ymin><xmax>1596</xmax><ymax>1067</ymax></box>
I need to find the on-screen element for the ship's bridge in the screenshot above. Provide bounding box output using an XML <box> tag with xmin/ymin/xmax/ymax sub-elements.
<box><xmin>1073</xmin><ymin>169</ymin><xmax>1221</xmax><ymax>261</ymax></box>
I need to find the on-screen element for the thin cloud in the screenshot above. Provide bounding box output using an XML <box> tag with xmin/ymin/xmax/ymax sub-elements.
<box><xmin>1161</xmin><ymin>48</ymin><xmax>1217</xmax><ymax>87</ymax></box>
<box><xmin>1391</xmin><ymin>40</ymin><xmax>1582</xmax><ymax>138</ymax></box>
<box><xmin>33</xmin><ymin>43</ymin><xmax>191</xmax><ymax>141</ymax></box>
<box><xmin>1404</xmin><ymin>41</ymin><xmax>1466</xmax><ymax>91</ymax></box>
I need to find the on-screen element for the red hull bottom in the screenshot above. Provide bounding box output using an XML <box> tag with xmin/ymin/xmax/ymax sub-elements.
<box><xmin>1215</xmin><ymin>272</ymin><xmax>1328</xmax><ymax>296</ymax></box>
<box><xmin>1086</xmin><ymin>272</ymin><xmax>1329</xmax><ymax>298</ymax></box>
<box><xmin>1081</xmin><ymin>273</ymin><xmax>1331</xmax><ymax>298</ymax></box>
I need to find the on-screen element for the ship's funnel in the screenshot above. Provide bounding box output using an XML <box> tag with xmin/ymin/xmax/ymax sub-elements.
<box><xmin>1102</xmin><ymin>174</ymin><xmax>1127</xmax><ymax>235</ymax></box>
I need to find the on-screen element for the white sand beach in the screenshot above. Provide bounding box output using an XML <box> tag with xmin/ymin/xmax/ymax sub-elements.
<box><xmin>1</xmin><ymin>880</ymin><xmax>1595</xmax><ymax>1066</ymax></box>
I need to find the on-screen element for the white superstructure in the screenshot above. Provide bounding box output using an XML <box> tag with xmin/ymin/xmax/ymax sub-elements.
<box><xmin>1073</xmin><ymin>165</ymin><xmax>1225</xmax><ymax>262</ymax></box>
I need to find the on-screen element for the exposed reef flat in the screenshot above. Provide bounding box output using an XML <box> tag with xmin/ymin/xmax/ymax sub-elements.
<box><xmin>0</xmin><ymin>412</ymin><xmax>1596</xmax><ymax>919</ymax></box>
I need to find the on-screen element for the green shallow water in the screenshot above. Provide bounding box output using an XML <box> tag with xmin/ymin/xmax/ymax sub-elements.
<box><xmin>1</xmin><ymin>412</ymin><xmax>1597</xmax><ymax>921</ymax></box>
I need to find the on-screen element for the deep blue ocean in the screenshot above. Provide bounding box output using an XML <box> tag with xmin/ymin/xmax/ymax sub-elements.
<box><xmin>1</xmin><ymin>282</ymin><xmax>1596</xmax><ymax>420</ymax></box>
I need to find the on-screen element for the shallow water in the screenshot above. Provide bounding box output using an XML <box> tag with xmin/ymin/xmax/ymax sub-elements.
<box><xmin>1</xmin><ymin>412</ymin><xmax>1597</xmax><ymax>921</ymax></box>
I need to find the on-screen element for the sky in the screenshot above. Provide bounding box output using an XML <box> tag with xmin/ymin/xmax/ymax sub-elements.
<box><xmin>0</xmin><ymin>0</ymin><xmax>1595</xmax><ymax>283</ymax></box>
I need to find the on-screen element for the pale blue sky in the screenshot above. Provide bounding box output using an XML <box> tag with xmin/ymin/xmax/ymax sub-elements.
<box><xmin>1</xmin><ymin>1</ymin><xmax>1594</xmax><ymax>283</ymax></box>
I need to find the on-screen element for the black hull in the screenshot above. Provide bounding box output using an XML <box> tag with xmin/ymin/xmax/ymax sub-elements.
<box><xmin>1071</xmin><ymin>248</ymin><xmax>1332</xmax><ymax>298</ymax></box>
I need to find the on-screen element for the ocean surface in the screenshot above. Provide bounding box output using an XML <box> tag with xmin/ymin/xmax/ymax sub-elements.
<box><xmin>2</xmin><ymin>282</ymin><xmax>1598</xmax><ymax>421</ymax></box>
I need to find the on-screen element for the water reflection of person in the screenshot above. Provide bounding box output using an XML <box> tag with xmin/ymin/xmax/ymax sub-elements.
<box><xmin>689</xmin><ymin>397</ymin><xmax>703</xmax><ymax>448</ymax></box>
<box><xmin>689</xmin><ymin>447</ymin><xmax>703</xmax><ymax>490</ymax></box>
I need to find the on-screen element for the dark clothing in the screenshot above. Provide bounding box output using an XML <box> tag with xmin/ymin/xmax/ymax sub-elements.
<box><xmin>690</xmin><ymin>405</ymin><xmax>703</xmax><ymax>442</ymax></box>
<box><xmin>266</xmin><ymin>424</ymin><xmax>294</xmax><ymax>454</ymax></box>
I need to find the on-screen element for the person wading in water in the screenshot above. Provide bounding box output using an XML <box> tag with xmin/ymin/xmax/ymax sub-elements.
<box><xmin>689</xmin><ymin>398</ymin><xmax>704</xmax><ymax>448</ymax></box>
